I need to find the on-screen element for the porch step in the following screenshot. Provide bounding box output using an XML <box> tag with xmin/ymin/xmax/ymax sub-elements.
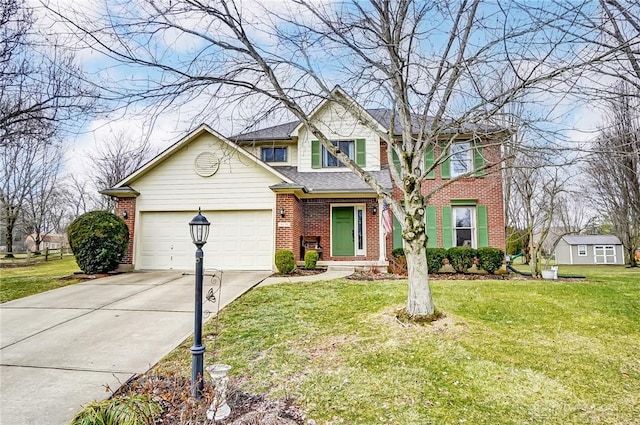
<box><xmin>327</xmin><ymin>265</ymin><xmax>356</xmax><ymax>272</ymax></box>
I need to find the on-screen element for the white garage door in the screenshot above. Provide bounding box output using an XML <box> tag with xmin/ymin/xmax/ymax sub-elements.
<box><xmin>137</xmin><ymin>210</ymin><xmax>273</xmax><ymax>270</ymax></box>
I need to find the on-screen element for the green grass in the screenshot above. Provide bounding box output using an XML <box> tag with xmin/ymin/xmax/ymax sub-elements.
<box><xmin>0</xmin><ymin>257</ymin><xmax>81</xmax><ymax>303</ymax></box>
<box><xmin>159</xmin><ymin>265</ymin><xmax>640</xmax><ymax>424</ymax></box>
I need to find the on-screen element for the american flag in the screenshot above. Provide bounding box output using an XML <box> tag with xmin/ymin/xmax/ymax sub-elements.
<box><xmin>382</xmin><ymin>201</ymin><xmax>393</xmax><ymax>236</ymax></box>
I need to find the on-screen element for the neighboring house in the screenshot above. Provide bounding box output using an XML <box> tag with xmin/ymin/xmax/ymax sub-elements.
<box><xmin>102</xmin><ymin>90</ymin><xmax>506</xmax><ymax>271</ymax></box>
<box><xmin>24</xmin><ymin>233</ymin><xmax>68</xmax><ymax>252</ymax></box>
<box><xmin>555</xmin><ymin>235</ymin><xmax>625</xmax><ymax>265</ymax></box>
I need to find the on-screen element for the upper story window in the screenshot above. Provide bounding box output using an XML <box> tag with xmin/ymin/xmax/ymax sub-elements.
<box><xmin>322</xmin><ymin>140</ymin><xmax>354</xmax><ymax>168</ymax></box>
<box><xmin>450</xmin><ymin>142</ymin><xmax>472</xmax><ymax>177</ymax></box>
<box><xmin>261</xmin><ymin>147</ymin><xmax>287</xmax><ymax>162</ymax></box>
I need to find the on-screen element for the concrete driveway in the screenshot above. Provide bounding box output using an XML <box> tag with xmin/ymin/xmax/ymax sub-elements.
<box><xmin>0</xmin><ymin>270</ymin><xmax>270</xmax><ymax>425</ymax></box>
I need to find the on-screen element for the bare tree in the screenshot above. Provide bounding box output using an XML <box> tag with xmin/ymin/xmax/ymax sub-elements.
<box><xmin>47</xmin><ymin>0</ymin><xmax>604</xmax><ymax>317</ymax></box>
<box><xmin>21</xmin><ymin>147</ymin><xmax>64</xmax><ymax>254</ymax></box>
<box><xmin>0</xmin><ymin>0</ymin><xmax>93</xmax><ymax>147</ymax></box>
<box><xmin>584</xmin><ymin>85</ymin><xmax>640</xmax><ymax>266</ymax></box>
<box><xmin>1</xmin><ymin>135</ymin><xmax>59</xmax><ymax>256</ymax></box>
<box><xmin>89</xmin><ymin>131</ymin><xmax>156</xmax><ymax>210</ymax></box>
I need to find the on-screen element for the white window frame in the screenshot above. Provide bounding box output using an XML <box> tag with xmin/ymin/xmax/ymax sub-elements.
<box><xmin>261</xmin><ymin>146</ymin><xmax>288</xmax><ymax>162</ymax></box>
<box><xmin>322</xmin><ymin>140</ymin><xmax>354</xmax><ymax>168</ymax></box>
<box><xmin>450</xmin><ymin>141</ymin><xmax>472</xmax><ymax>177</ymax></box>
<box><xmin>594</xmin><ymin>245</ymin><xmax>616</xmax><ymax>264</ymax></box>
<box><xmin>453</xmin><ymin>206</ymin><xmax>476</xmax><ymax>248</ymax></box>
<box><xmin>577</xmin><ymin>244</ymin><xmax>587</xmax><ymax>256</ymax></box>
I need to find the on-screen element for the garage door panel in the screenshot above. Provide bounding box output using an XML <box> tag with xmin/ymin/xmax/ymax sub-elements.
<box><xmin>138</xmin><ymin>211</ymin><xmax>273</xmax><ymax>270</ymax></box>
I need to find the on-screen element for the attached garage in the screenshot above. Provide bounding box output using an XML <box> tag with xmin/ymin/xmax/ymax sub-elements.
<box><xmin>137</xmin><ymin>210</ymin><xmax>274</xmax><ymax>271</ymax></box>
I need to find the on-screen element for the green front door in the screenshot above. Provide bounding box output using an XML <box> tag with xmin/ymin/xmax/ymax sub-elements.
<box><xmin>332</xmin><ymin>207</ymin><xmax>355</xmax><ymax>256</ymax></box>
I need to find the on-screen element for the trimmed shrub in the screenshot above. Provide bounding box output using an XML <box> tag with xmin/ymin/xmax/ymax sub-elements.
<box><xmin>477</xmin><ymin>247</ymin><xmax>505</xmax><ymax>274</ymax></box>
<box><xmin>426</xmin><ymin>248</ymin><xmax>448</xmax><ymax>273</ymax></box>
<box><xmin>447</xmin><ymin>247</ymin><xmax>477</xmax><ymax>273</ymax></box>
<box><xmin>391</xmin><ymin>247</ymin><xmax>405</xmax><ymax>258</ymax></box>
<box><xmin>275</xmin><ymin>249</ymin><xmax>295</xmax><ymax>274</ymax></box>
<box><xmin>304</xmin><ymin>249</ymin><xmax>319</xmax><ymax>270</ymax></box>
<box><xmin>67</xmin><ymin>211</ymin><xmax>129</xmax><ymax>274</ymax></box>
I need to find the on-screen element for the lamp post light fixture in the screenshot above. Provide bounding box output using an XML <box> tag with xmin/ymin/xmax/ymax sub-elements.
<box><xmin>189</xmin><ymin>208</ymin><xmax>210</xmax><ymax>399</ymax></box>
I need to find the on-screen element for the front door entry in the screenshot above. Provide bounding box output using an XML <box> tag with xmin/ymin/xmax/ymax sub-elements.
<box><xmin>332</xmin><ymin>206</ymin><xmax>355</xmax><ymax>256</ymax></box>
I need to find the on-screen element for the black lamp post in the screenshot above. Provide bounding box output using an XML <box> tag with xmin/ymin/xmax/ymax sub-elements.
<box><xmin>189</xmin><ymin>208</ymin><xmax>210</xmax><ymax>399</ymax></box>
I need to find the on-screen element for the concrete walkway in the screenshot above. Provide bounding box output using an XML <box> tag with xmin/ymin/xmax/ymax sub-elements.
<box><xmin>0</xmin><ymin>270</ymin><xmax>270</xmax><ymax>425</ymax></box>
<box><xmin>258</xmin><ymin>266</ymin><xmax>354</xmax><ymax>286</ymax></box>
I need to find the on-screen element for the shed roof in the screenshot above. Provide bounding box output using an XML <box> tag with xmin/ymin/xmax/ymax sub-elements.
<box><xmin>562</xmin><ymin>235</ymin><xmax>622</xmax><ymax>245</ymax></box>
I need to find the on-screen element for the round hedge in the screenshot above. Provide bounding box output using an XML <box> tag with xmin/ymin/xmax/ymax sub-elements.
<box><xmin>68</xmin><ymin>211</ymin><xmax>129</xmax><ymax>274</ymax></box>
<box><xmin>275</xmin><ymin>249</ymin><xmax>295</xmax><ymax>274</ymax></box>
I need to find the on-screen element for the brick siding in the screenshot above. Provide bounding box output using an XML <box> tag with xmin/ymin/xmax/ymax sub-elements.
<box><xmin>116</xmin><ymin>197</ymin><xmax>136</xmax><ymax>264</ymax></box>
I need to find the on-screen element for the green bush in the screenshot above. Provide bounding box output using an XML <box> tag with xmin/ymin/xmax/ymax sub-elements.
<box><xmin>67</xmin><ymin>211</ymin><xmax>129</xmax><ymax>274</ymax></box>
<box><xmin>275</xmin><ymin>249</ymin><xmax>295</xmax><ymax>274</ymax></box>
<box><xmin>391</xmin><ymin>247</ymin><xmax>405</xmax><ymax>258</ymax></box>
<box><xmin>304</xmin><ymin>250</ymin><xmax>319</xmax><ymax>270</ymax></box>
<box><xmin>477</xmin><ymin>247</ymin><xmax>505</xmax><ymax>274</ymax></box>
<box><xmin>447</xmin><ymin>247</ymin><xmax>477</xmax><ymax>273</ymax></box>
<box><xmin>426</xmin><ymin>248</ymin><xmax>448</xmax><ymax>273</ymax></box>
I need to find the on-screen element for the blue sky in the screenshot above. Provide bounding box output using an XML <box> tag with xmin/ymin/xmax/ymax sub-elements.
<box><xmin>32</xmin><ymin>0</ymin><xmax>610</xmax><ymax>189</ymax></box>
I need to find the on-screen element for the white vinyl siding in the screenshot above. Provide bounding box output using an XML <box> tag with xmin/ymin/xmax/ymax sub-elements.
<box><xmin>132</xmin><ymin>132</ymin><xmax>281</xmax><ymax>212</ymax></box>
<box><xmin>297</xmin><ymin>102</ymin><xmax>380</xmax><ymax>172</ymax></box>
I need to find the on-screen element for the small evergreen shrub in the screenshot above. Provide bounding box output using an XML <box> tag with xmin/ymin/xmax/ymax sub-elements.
<box><xmin>275</xmin><ymin>249</ymin><xmax>295</xmax><ymax>274</ymax></box>
<box><xmin>304</xmin><ymin>249</ymin><xmax>319</xmax><ymax>270</ymax></box>
<box><xmin>391</xmin><ymin>247</ymin><xmax>405</xmax><ymax>258</ymax></box>
<box><xmin>477</xmin><ymin>247</ymin><xmax>505</xmax><ymax>274</ymax></box>
<box><xmin>67</xmin><ymin>211</ymin><xmax>129</xmax><ymax>274</ymax></box>
<box><xmin>426</xmin><ymin>248</ymin><xmax>448</xmax><ymax>273</ymax></box>
<box><xmin>447</xmin><ymin>247</ymin><xmax>477</xmax><ymax>273</ymax></box>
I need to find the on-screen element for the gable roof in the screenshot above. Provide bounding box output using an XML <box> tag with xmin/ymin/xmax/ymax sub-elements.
<box><xmin>111</xmin><ymin>124</ymin><xmax>294</xmax><ymax>189</ymax></box>
<box><xmin>232</xmin><ymin>107</ymin><xmax>507</xmax><ymax>142</ymax></box>
<box><xmin>562</xmin><ymin>235</ymin><xmax>622</xmax><ymax>245</ymax></box>
<box><xmin>231</xmin><ymin>85</ymin><xmax>507</xmax><ymax>142</ymax></box>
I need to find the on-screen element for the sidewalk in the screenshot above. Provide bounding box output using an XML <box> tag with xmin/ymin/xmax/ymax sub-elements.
<box><xmin>258</xmin><ymin>266</ymin><xmax>354</xmax><ymax>286</ymax></box>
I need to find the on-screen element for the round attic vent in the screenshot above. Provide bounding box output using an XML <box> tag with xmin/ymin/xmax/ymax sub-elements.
<box><xmin>194</xmin><ymin>152</ymin><xmax>220</xmax><ymax>177</ymax></box>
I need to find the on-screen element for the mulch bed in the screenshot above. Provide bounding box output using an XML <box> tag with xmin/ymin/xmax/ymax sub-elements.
<box><xmin>270</xmin><ymin>267</ymin><xmax>327</xmax><ymax>278</ymax></box>
<box><xmin>113</xmin><ymin>373</ymin><xmax>306</xmax><ymax>424</ymax></box>
<box><xmin>348</xmin><ymin>270</ymin><xmax>509</xmax><ymax>280</ymax></box>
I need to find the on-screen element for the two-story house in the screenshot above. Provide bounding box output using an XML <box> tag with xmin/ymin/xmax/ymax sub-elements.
<box><xmin>102</xmin><ymin>94</ymin><xmax>506</xmax><ymax>272</ymax></box>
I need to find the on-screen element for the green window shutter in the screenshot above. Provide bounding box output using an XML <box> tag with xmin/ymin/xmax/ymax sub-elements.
<box><xmin>477</xmin><ymin>205</ymin><xmax>489</xmax><ymax>247</ymax></box>
<box><xmin>440</xmin><ymin>143</ymin><xmax>450</xmax><ymax>179</ymax></box>
<box><xmin>355</xmin><ymin>138</ymin><xmax>366</xmax><ymax>167</ymax></box>
<box><xmin>393</xmin><ymin>214</ymin><xmax>403</xmax><ymax>250</ymax></box>
<box><xmin>391</xmin><ymin>150</ymin><xmax>401</xmax><ymax>174</ymax></box>
<box><xmin>424</xmin><ymin>145</ymin><xmax>435</xmax><ymax>179</ymax></box>
<box><xmin>474</xmin><ymin>142</ymin><xmax>485</xmax><ymax>176</ymax></box>
<box><xmin>311</xmin><ymin>140</ymin><xmax>320</xmax><ymax>169</ymax></box>
<box><xmin>441</xmin><ymin>206</ymin><xmax>453</xmax><ymax>248</ymax></box>
<box><xmin>426</xmin><ymin>206</ymin><xmax>437</xmax><ymax>248</ymax></box>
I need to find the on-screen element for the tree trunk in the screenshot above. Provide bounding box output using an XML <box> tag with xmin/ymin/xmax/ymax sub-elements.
<box><xmin>404</xmin><ymin>239</ymin><xmax>435</xmax><ymax>317</ymax></box>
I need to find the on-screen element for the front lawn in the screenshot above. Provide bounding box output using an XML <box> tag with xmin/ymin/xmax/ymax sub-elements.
<box><xmin>0</xmin><ymin>257</ymin><xmax>80</xmax><ymax>303</ymax></box>
<box><xmin>155</xmin><ymin>265</ymin><xmax>639</xmax><ymax>424</ymax></box>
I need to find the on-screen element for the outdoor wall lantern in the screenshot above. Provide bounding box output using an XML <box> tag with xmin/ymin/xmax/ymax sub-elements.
<box><xmin>189</xmin><ymin>207</ymin><xmax>210</xmax><ymax>399</ymax></box>
<box><xmin>372</xmin><ymin>205</ymin><xmax>378</xmax><ymax>215</ymax></box>
<box><xmin>280</xmin><ymin>207</ymin><xmax>285</xmax><ymax>218</ymax></box>
<box><xmin>122</xmin><ymin>210</ymin><xmax>128</xmax><ymax>219</ymax></box>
